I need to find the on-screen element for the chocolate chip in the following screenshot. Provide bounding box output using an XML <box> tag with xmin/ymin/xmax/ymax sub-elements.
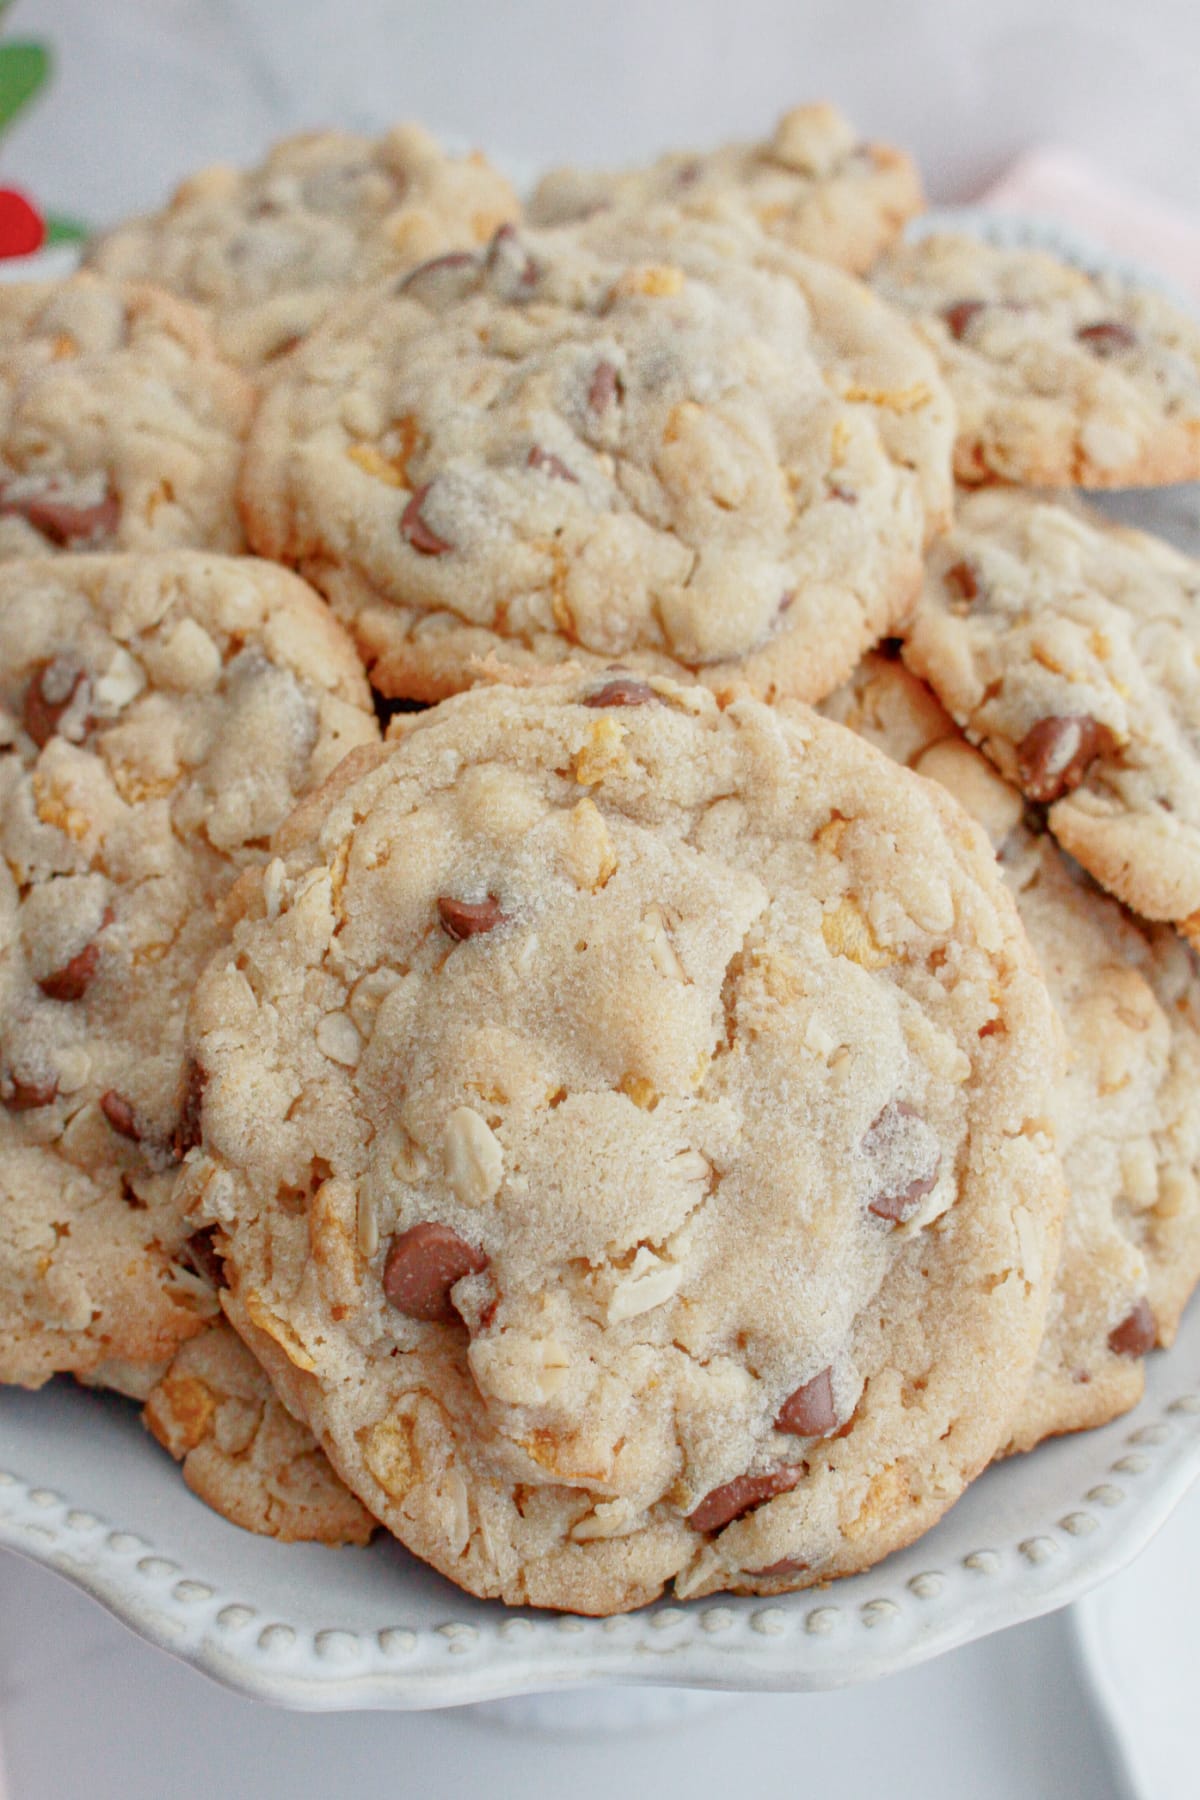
<box><xmin>1108</xmin><ymin>1298</ymin><xmax>1157</xmax><ymax>1358</ymax></box>
<box><xmin>437</xmin><ymin>894</ymin><xmax>507</xmax><ymax>941</ymax></box>
<box><xmin>37</xmin><ymin>939</ymin><xmax>102</xmax><ymax>1003</ymax></box>
<box><xmin>0</xmin><ymin>483</ymin><xmax>119</xmax><ymax>549</ymax></box>
<box><xmin>1076</xmin><ymin>321</ymin><xmax>1138</xmax><ymax>356</ymax></box>
<box><xmin>22</xmin><ymin>659</ymin><xmax>91</xmax><ymax>749</ymax></box>
<box><xmin>4</xmin><ymin>1074</ymin><xmax>58</xmax><ymax>1111</ymax></box>
<box><xmin>943</xmin><ymin>560</ymin><xmax>978</xmax><ymax>602</ymax></box>
<box><xmin>588</xmin><ymin>359</ymin><xmax>621</xmax><ymax>413</ymax></box>
<box><xmin>943</xmin><ymin>300</ymin><xmax>985</xmax><ymax>341</ymax></box>
<box><xmin>1016</xmin><ymin>715</ymin><xmax>1116</xmax><ymax>804</ymax></box>
<box><xmin>383</xmin><ymin>1221</ymin><xmax>489</xmax><ymax>1322</ymax></box>
<box><xmin>687</xmin><ymin>1466</ymin><xmax>804</xmax><ymax>1535</ymax></box>
<box><xmin>100</xmin><ymin>1089</ymin><xmax>141</xmax><ymax>1142</ymax></box>
<box><xmin>747</xmin><ymin>1556</ymin><xmax>809</xmax><ymax>1577</ymax></box>
<box><xmin>776</xmin><ymin>1366</ymin><xmax>839</xmax><ymax>1438</ymax></box>
<box><xmin>527</xmin><ymin>445</ymin><xmax>579</xmax><ymax>483</ymax></box>
<box><xmin>582</xmin><ymin>676</ymin><xmax>656</xmax><ymax>708</ymax></box>
<box><xmin>864</xmin><ymin>1101</ymin><xmax>940</xmax><ymax>1225</ymax></box>
<box><xmin>400</xmin><ymin>485</ymin><xmax>453</xmax><ymax>556</ymax></box>
<box><xmin>172</xmin><ymin>1059</ymin><xmax>207</xmax><ymax>1163</ymax></box>
<box><xmin>180</xmin><ymin>1225</ymin><xmax>226</xmax><ymax>1290</ymax></box>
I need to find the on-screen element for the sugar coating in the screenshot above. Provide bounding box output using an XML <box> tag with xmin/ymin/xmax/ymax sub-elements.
<box><xmin>529</xmin><ymin>103</ymin><xmax>923</xmax><ymax>276</ymax></box>
<box><xmin>87</xmin><ymin>125</ymin><xmax>519</xmax><ymax>369</ymax></box>
<box><xmin>874</xmin><ymin>233</ymin><xmax>1200</xmax><ymax>488</ymax></box>
<box><xmin>179</xmin><ymin>677</ymin><xmax>1064</xmax><ymax>1614</ymax></box>
<box><xmin>0</xmin><ymin>275</ymin><xmax>253</xmax><ymax>558</ymax></box>
<box><xmin>241</xmin><ymin>209</ymin><xmax>953</xmax><ymax>709</ymax></box>
<box><xmin>144</xmin><ymin>1319</ymin><xmax>376</xmax><ymax>1544</ymax></box>
<box><xmin>903</xmin><ymin>488</ymin><xmax>1200</xmax><ymax>942</ymax></box>
<box><xmin>824</xmin><ymin>653</ymin><xmax>1200</xmax><ymax>1448</ymax></box>
<box><xmin>0</xmin><ymin>553</ymin><xmax>378</xmax><ymax>1388</ymax></box>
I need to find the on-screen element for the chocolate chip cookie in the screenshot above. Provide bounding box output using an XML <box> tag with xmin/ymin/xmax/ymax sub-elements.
<box><xmin>0</xmin><ymin>275</ymin><xmax>252</xmax><ymax>558</ymax></box>
<box><xmin>903</xmin><ymin>489</ymin><xmax>1200</xmax><ymax>945</ymax></box>
<box><xmin>177</xmin><ymin>676</ymin><xmax>1064</xmax><ymax>1613</ymax></box>
<box><xmin>529</xmin><ymin>103</ymin><xmax>923</xmax><ymax>276</ymax></box>
<box><xmin>874</xmin><ymin>233</ymin><xmax>1200</xmax><ymax>487</ymax></box>
<box><xmin>144</xmin><ymin>1319</ymin><xmax>376</xmax><ymax>1544</ymax></box>
<box><xmin>240</xmin><ymin>209</ymin><xmax>954</xmax><ymax>707</ymax></box>
<box><xmin>0</xmin><ymin>553</ymin><xmax>378</xmax><ymax>1389</ymax></box>
<box><xmin>88</xmin><ymin>125</ymin><xmax>519</xmax><ymax>369</ymax></box>
<box><xmin>824</xmin><ymin>652</ymin><xmax>1200</xmax><ymax>1449</ymax></box>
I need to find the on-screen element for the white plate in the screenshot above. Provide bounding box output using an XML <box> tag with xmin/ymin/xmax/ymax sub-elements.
<box><xmin>2</xmin><ymin>1294</ymin><xmax>1197</xmax><ymax>1711</ymax></box>
<box><xmin>4</xmin><ymin>215</ymin><xmax>1200</xmax><ymax>1714</ymax></box>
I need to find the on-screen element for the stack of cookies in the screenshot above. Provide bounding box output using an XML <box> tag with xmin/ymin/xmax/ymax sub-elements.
<box><xmin>3</xmin><ymin>104</ymin><xmax>1200</xmax><ymax>1615</ymax></box>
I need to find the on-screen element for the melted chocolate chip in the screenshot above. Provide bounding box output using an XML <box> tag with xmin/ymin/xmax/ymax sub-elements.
<box><xmin>1017</xmin><ymin>715</ymin><xmax>1116</xmax><ymax>804</ymax></box>
<box><xmin>4</xmin><ymin>1074</ymin><xmax>58</xmax><ymax>1111</ymax></box>
<box><xmin>527</xmin><ymin>445</ymin><xmax>579</xmax><ymax>483</ymax></box>
<box><xmin>180</xmin><ymin>1225</ymin><xmax>226</xmax><ymax>1290</ymax></box>
<box><xmin>687</xmin><ymin>1465</ymin><xmax>804</xmax><ymax>1535</ymax></box>
<box><xmin>943</xmin><ymin>560</ymin><xmax>979</xmax><ymax>602</ymax></box>
<box><xmin>400</xmin><ymin>485</ymin><xmax>452</xmax><ymax>556</ymax></box>
<box><xmin>582</xmin><ymin>676</ymin><xmax>656</xmax><ymax>708</ymax></box>
<box><xmin>100</xmin><ymin>1089</ymin><xmax>141</xmax><ymax>1142</ymax></box>
<box><xmin>864</xmin><ymin>1101</ymin><xmax>940</xmax><ymax>1225</ymax></box>
<box><xmin>587</xmin><ymin>359</ymin><xmax>621</xmax><ymax>413</ymax></box>
<box><xmin>37</xmin><ymin>938</ymin><xmax>102</xmax><ymax>1003</ymax></box>
<box><xmin>1076</xmin><ymin>320</ymin><xmax>1138</xmax><ymax>356</ymax></box>
<box><xmin>383</xmin><ymin>1221</ymin><xmax>489</xmax><ymax>1322</ymax></box>
<box><xmin>437</xmin><ymin>894</ymin><xmax>507</xmax><ymax>940</ymax></box>
<box><xmin>776</xmin><ymin>1366</ymin><xmax>839</xmax><ymax>1438</ymax></box>
<box><xmin>1108</xmin><ymin>1298</ymin><xmax>1157</xmax><ymax>1359</ymax></box>
<box><xmin>0</xmin><ymin>483</ymin><xmax>119</xmax><ymax>549</ymax></box>
<box><xmin>22</xmin><ymin>659</ymin><xmax>91</xmax><ymax>749</ymax></box>
<box><xmin>172</xmin><ymin>1059</ymin><xmax>207</xmax><ymax>1163</ymax></box>
<box><xmin>943</xmin><ymin>300</ymin><xmax>986</xmax><ymax>341</ymax></box>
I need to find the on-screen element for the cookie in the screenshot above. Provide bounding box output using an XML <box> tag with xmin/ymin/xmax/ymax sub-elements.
<box><xmin>873</xmin><ymin>233</ymin><xmax>1200</xmax><ymax>487</ymax></box>
<box><xmin>88</xmin><ymin>125</ymin><xmax>520</xmax><ymax>369</ymax></box>
<box><xmin>529</xmin><ymin>103</ymin><xmax>923</xmax><ymax>276</ymax></box>
<box><xmin>824</xmin><ymin>653</ymin><xmax>1200</xmax><ymax>1448</ymax></box>
<box><xmin>144</xmin><ymin>1319</ymin><xmax>376</xmax><ymax>1545</ymax></box>
<box><xmin>0</xmin><ymin>553</ymin><xmax>378</xmax><ymax>1389</ymax></box>
<box><xmin>903</xmin><ymin>488</ymin><xmax>1200</xmax><ymax>944</ymax></box>
<box><xmin>240</xmin><ymin>209</ymin><xmax>954</xmax><ymax>707</ymax></box>
<box><xmin>0</xmin><ymin>275</ymin><xmax>252</xmax><ymax>559</ymax></box>
<box><xmin>177</xmin><ymin>676</ymin><xmax>1063</xmax><ymax>1614</ymax></box>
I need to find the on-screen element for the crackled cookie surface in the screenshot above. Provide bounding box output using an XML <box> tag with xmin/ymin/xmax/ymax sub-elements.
<box><xmin>88</xmin><ymin>126</ymin><xmax>519</xmax><ymax>369</ymax></box>
<box><xmin>874</xmin><ymin>233</ymin><xmax>1200</xmax><ymax>487</ymax></box>
<box><xmin>241</xmin><ymin>210</ymin><xmax>953</xmax><ymax>706</ymax></box>
<box><xmin>903</xmin><ymin>488</ymin><xmax>1200</xmax><ymax>944</ymax></box>
<box><xmin>180</xmin><ymin>677</ymin><xmax>1062</xmax><ymax>1614</ymax></box>
<box><xmin>825</xmin><ymin>653</ymin><xmax>1200</xmax><ymax>1448</ymax></box>
<box><xmin>0</xmin><ymin>553</ymin><xmax>378</xmax><ymax>1388</ymax></box>
<box><xmin>529</xmin><ymin>103</ymin><xmax>923</xmax><ymax>276</ymax></box>
<box><xmin>144</xmin><ymin>1319</ymin><xmax>376</xmax><ymax>1545</ymax></box>
<box><xmin>0</xmin><ymin>275</ymin><xmax>252</xmax><ymax>559</ymax></box>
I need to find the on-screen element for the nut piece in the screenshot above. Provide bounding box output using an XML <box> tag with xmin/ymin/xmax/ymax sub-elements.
<box><xmin>775</xmin><ymin>1366</ymin><xmax>839</xmax><ymax>1437</ymax></box>
<box><xmin>437</xmin><ymin>894</ymin><xmax>507</xmax><ymax>940</ymax></box>
<box><xmin>688</xmin><ymin>1465</ymin><xmax>804</xmax><ymax>1534</ymax></box>
<box><xmin>527</xmin><ymin>445</ymin><xmax>578</xmax><ymax>483</ymax></box>
<box><xmin>1017</xmin><ymin>715</ymin><xmax>1117</xmax><ymax>804</ymax></box>
<box><xmin>383</xmin><ymin>1222</ymin><xmax>489</xmax><ymax>1322</ymax></box>
<box><xmin>443</xmin><ymin>1106</ymin><xmax>504</xmax><ymax>1207</ymax></box>
<box><xmin>1108</xmin><ymin>1298</ymin><xmax>1157</xmax><ymax>1358</ymax></box>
